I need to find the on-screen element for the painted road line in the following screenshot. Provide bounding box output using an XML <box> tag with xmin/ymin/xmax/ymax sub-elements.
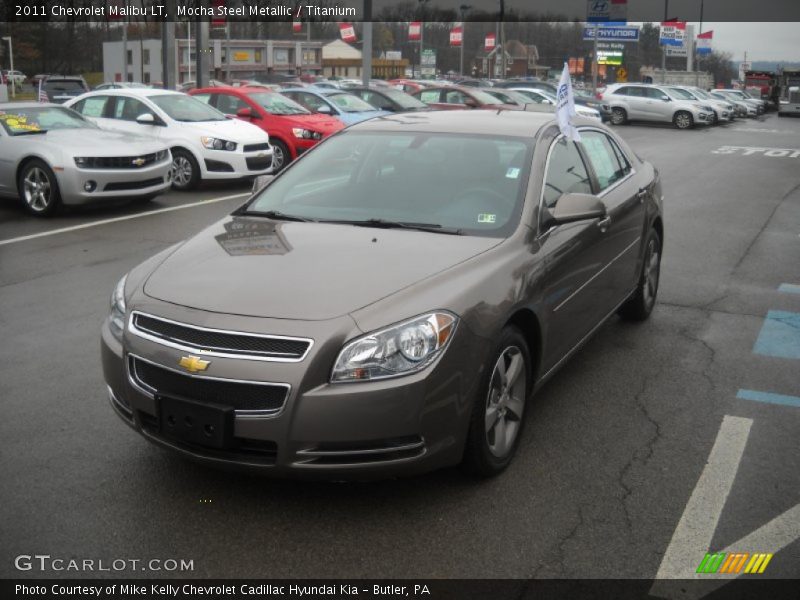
<box><xmin>778</xmin><ymin>283</ymin><xmax>800</xmax><ymax>294</ymax></box>
<box><xmin>737</xmin><ymin>389</ymin><xmax>800</xmax><ymax>408</ymax></box>
<box><xmin>652</xmin><ymin>416</ymin><xmax>752</xmax><ymax>582</ymax></box>
<box><xmin>0</xmin><ymin>193</ymin><xmax>249</xmax><ymax>247</ymax></box>
<box><xmin>710</xmin><ymin>146</ymin><xmax>800</xmax><ymax>157</ymax></box>
<box><xmin>753</xmin><ymin>310</ymin><xmax>800</xmax><ymax>360</ymax></box>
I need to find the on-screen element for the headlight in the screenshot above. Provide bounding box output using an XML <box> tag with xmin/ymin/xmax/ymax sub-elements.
<box><xmin>74</xmin><ymin>157</ymin><xmax>93</xmax><ymax>168</ymax></box>
<box><xmin>292</xmin><ymin>128</ymin><xmax>322</xmax><ymax>140</ymax></box>
<box><xmin>331</xmin><ymin>312</ymin><xmax>458</xmax><ymax>382</ymax></box>
<box><xmin>201</xmin><ymin>136</ymin><xmax>237</xmax><ymax>151</ymax></box>
<box><xmin>109</xmin><ymin>274</ymin><xmax>127</xmax><ymax>341</ymax></box>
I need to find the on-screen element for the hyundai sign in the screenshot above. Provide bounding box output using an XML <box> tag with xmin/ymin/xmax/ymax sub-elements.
<box><xmin>583</xmin><ymin>26</ymin><xmax>639</xmax><ymax>42</ymax></box>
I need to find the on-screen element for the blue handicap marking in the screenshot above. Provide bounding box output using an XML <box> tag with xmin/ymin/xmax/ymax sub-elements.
<box><xmin>778</xmin><ymin>283</ymin><xmax>800</xmax><ymax>294</ymax></box>
<box><xmin>753</xmin><ymin>310</ymin><xmax>800</xmax><ymax>359</ymax></box>
<box><xmin>737</xmin><ymin>389</ymin><xmax>800</xmax><ymax>408</ymax></box>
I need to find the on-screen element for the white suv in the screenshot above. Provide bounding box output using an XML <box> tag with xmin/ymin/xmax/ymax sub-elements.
<box><xmin>67</xmin><ymin>89</ymin><xmax>273</xmax><ymax>190</ymax></box>
<box><xmin>600</xmin><ymin>83</ymin><xmax>714</xmax><ymax>129</ymax></box>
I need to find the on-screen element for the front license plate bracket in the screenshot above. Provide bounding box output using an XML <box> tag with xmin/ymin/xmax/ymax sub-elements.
<box><xmin>157</xmin><ymin>395</ymin><xmax>233</xmax><ymax>450</ymax></box>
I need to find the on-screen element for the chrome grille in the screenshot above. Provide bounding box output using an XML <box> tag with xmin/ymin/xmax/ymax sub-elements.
<box><xmin>130</xmin><ymin>312</ymin><xmax>312</xmax><ymax>362</ymax></box>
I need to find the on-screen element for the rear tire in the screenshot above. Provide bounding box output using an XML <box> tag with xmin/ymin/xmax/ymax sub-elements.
<box><xmin>610</xmin><ymin>107</ymin><xmax>627</xmax><ymax>125</ymax></box>
<box><xmin>18</xmin><ymin>159</ymin><xmax>62</xmax><ymax>217</ymax></box>
<box><xmin>673</xmin><ymin>111</ymin><xmax>694</xmax><ymax>129</ymax></box>
<box><xmin>619</xmin><ymin>228</ymin><xmax>662</xmax><ymax>321</ymax></box>
<box><xmin>462</xmin><ymin>326</ymin><xmax>532</xmax><ymax>477</ymax></box>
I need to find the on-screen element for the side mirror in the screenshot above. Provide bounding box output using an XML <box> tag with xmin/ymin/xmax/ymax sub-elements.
<box><xmin>236</xmin><ymin>107</ymin><xmax>256</xmax><ymax>119</ymax></box>
<box><xmin>548</xmin><ymin>193</ymin><xmax>606</xmax><ymax>227</ymax></box>
<box><xmin>136</xmin><ymin>113</ymin><xmax>156</xmax><ymax>125</ymax></box>
<box><xmin>464</xmin><ymin>98</ymin><xmax>479</xmax><ymax>108</ymax></box>
<box><xmin>251</xmin><ymin>174</ymin><xmax>275</xmax><ymax>194</ymax></box>
<box><xmin>317</xmin><ymin>104</ymin><xmax>332</xmax><ymax>114</ymax></box>
<box><xmin>661</xmin><ymin>95</ymin><xmax>671</xmax><ymax>102</ymax></box>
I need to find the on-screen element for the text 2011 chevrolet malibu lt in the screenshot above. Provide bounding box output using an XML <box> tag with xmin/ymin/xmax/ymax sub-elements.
<box><xmin>102</xmin><ymin>110</ymin><xmax>663</xmax><ymax>478</ymax></box>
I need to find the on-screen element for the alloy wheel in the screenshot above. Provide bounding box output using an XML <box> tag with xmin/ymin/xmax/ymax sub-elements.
<box><xmin>23</xmin><ymin>167</ymin><xmax>52</xmax><ymax>212</ymax></box>
<box><xmin>675</xmin><ymin>112</ymin><xmax>692</xmax><ymax>129</ymax></box>
<box><xmin>171</xmin><ymin>156</ymin><xmax>193</xmax><ymax>188</ymax></box>
<box><xmin>485</xmin><ymin>345</ymin><xmax>527</xmax><ymax>458</ymax></box>
<box><xmin>642</xmin><ymin>237</ymin><xmax>660</xmax><ymax>308</ymax></box>
<box><xmin>272</xmin><ymin>145</ymin><xmax>285</xmax><ymax>171</ymax></box>
<box><xmin>611</xmin><ymin>108</ymin><xmax>625</xmax><ymax>125</ymax></box>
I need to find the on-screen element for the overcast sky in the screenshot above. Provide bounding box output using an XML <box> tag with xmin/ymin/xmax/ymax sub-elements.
<box><xmin>685</xmin><ymin>22</ymin><xmax>800</xmax><ymax>62</ymax></box>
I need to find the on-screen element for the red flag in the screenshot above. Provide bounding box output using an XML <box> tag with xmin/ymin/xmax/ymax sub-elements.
<box><xmin>485</xmin><ymin>33</ymin><xmax>496</xmax><ymax>51</ymax></box>
<box><xmin>661</xmin><ymin>19</ymin><xmax>686</xmax><ymax>29</ymax></box>
<box><xmin>293</xmin><ymin>21</ymin><xmax>302</xmax><ymax>33</ymax></box>
<box><xmin>339</xmin><ymin>23</ymin><xmax>357</xmax><ymax>43</ymax></box>
<box><xmin>450</xmin><ymin>23</ymin><xmax>463</xmax><ymax>47</ymax></box>
<box><xmin>211</xmin><ymin>0</ymin><xmax>225</xmax><ymax>27</ymax></box>
<box><xmin>409</xmin><ymin>22</ymin><xmax>421</xmax><ymax>41</ymax></box>
<box><xmin>697</xmin><ymin>30</ymin><xmax>713</xmax><ymax>39</ymax></box>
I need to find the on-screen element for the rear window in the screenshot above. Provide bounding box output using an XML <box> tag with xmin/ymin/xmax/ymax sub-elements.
<box><xmin>44</xmin><ymin>80</ymin><xmax>87</xmax><ymax>93</ymax></box>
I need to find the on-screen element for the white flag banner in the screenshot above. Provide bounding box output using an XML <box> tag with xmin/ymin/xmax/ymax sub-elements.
<box><xmin>555</xmin><ymin>62</ymin><xmax>581</xmax><ymax>142</ymax></box>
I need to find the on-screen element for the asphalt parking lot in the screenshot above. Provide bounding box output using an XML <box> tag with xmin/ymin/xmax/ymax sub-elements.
<box><xmin>1</xmin><ymin>114</ymin><xmax>799</xmax><ymax>584</ymax></box>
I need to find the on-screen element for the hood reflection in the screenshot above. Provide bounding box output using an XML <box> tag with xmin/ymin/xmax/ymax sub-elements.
<box><xmin>214</xmin><ymin>218</ymin><xmax>293</xmax><ymax>256</ymax></box>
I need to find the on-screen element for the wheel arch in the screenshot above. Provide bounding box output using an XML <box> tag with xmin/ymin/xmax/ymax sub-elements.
<box><xmin>504</xmin><ymin>308</ymin><xmax>542</xmax><ymax>381</ymax></box>
<box><xmin>15</xmin><ymin>155</ymin><xmax>56</xmax><ymax>192</ymax></box>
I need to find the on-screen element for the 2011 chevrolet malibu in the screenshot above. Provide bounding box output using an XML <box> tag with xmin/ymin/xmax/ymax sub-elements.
<box><xmin>102</xmin><ymin>110</ymin><xmax>664</xmax><ymax>479</ymax></box>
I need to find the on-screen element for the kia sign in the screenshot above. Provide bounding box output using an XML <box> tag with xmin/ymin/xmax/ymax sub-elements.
<box><xmin>583</xmin><ymin>26</ymin><xmax>639</xmax><ymax>42</ymax></box>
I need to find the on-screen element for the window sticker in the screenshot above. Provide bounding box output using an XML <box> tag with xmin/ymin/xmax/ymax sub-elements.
<box><xmin>506</xmin><ymin>167</ymin><xmax>520</xmax><ymax>179</ymax></box>
<box><xmin>478</xmin><ymin>213</ymin><xmax>497</xmax><ymax>224</ymax></box>
<box><xmin>0</xmin><ymin>114</ymin><xmax>42</xmax><ymax>133</ymax></box>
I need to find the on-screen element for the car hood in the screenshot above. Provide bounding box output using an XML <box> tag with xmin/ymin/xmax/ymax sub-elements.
<box><xmin>337</xmin><ymin>111</ymin><xmax>391</xmax><ymax>126</ymax></box>
<box><xmin>143</xmin><ymin>217</ymin><xmax>501</xmax><ymax>320</ymax></box>
<box><xmin>30</xmin><ymin>128</ymin><xmax>166</xmax><ymax>155</ymax></box>
<box><xmin>184</xmin><ymin>118</ymin><xmax>269</xmax><ymax>143</ymax></box>
<box><xmin>274</xmin><ymin>113</ymin><xmax>344</xmax><ymax>134</ymax></box>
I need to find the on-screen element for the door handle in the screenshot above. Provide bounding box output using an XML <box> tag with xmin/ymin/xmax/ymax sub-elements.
<box><xmin>636</xmin><ymin>187</ymin><xmax>648</xmax><ymax>203</ymax></box>
<box><xmin>597</xmin><ymin>216</ymin><xmax>612</xmax><ymax>232</ymax></box>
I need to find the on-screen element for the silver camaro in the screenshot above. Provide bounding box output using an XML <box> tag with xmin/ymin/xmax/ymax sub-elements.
<box><xmin>0</xmin><ymin>102</ymin><xmax>172</xmax><ymax>216</ymax></box>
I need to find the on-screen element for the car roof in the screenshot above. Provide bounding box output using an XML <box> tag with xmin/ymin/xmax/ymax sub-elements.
<box><xmin>344</xmin><ymin>108</ymin><xmax>564</xmax><ymax>137</ymax></box>
<box><xmin>79</xmin><ymin>88</ymin><xmax>184</xmax><ymax>98</ymax></box>
<box><xmin>0</xmin><ymin>102</ymin><xmax>64</xmax><ymax>109</ymax></box>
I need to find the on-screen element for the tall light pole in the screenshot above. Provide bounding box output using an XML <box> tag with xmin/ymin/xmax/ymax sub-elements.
<box><xmin>459</xmin><ymin>5</ymin><xmax>471</xmax><ymax>77</ymax></box>
<box><xmin>1</xmin><ymin>36</ymin><xmax>13</xmax><ymax>98</ymax></box>
<box><xmin>418</xmin><ymin>0</ymin><xmax>429</xmax><ymax>79</ymax></box>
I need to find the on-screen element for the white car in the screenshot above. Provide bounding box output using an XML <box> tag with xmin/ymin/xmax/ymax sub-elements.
<box><xmin>510</xmin><ymin>87</ymin><xmax>602</xmax><ymax>121</ymax></box>
<box><xmin>3</xmin><ymin>70</ymin><xmax>26</xmax><ymax>85</ymax></box>
<box><xmin>66</xmin><ymin>89</ymin><xmax>273</xmax><ymax>190</ymax></box>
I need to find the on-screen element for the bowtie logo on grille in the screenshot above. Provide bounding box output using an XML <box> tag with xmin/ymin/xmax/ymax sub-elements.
<box><xmin>132</xmin><ymin>157</ymin><xmax>146</xmax><ymax>167</ymax></box>
<box><xmin>178</xmin><ymin>356</ymin><xmax>210</xmax><ymax>373</ymax></box>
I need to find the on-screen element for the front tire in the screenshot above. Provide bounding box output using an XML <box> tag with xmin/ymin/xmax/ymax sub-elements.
<box><xmin>674</xmin><ymin>111</ymin><xmax>694</xmax><ymax>129</ymax></box>
<box><xmin>18</xmin><ymin>159</ymin><xmax>62</xmax><ymax>217</ymax></box>
<box><xmin>270</xmin><ymin>140</ymin><xmax>290</xmax><ymax>173</ymax></box>
<box><xmin>619</xmin><ymin>228</ymin><xmax>662</xmax><ymax>321</ymax></box>
<box><xmin>463</xmin><ymin>326</ymin><xmax>532</xmax><ymax>477</ymax></box>
<box><xmin>610</xmin><ymin>107</ymin><xmax>627</xmax><ymax>125</ymax></box>
<box><xmin>170</xmin><ymin>149</ymin><xmax>200</xmax><ymax>191</ymax></box>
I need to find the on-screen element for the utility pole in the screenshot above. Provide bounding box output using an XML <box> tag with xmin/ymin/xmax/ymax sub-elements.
<box><xmin>225</xmin><ymin>22</ymin><xmax>231</xmax><ymax>82</ymax></box>
<box><xmin>122</xmin><ymin>21</ymin><xmax>128</xmax><ymax>83</ymax></box>
<box><xmin>1</xmin><ymin>36</ymin><xmax>14</xmax><ymax>98</ymax></box>
<box><xmin>661</xmin><ymin>0</ymin><xmax>669</xmax><ymax>84</ymax></box>
<box><xmin>459</xmin><ymin>5</ymin><xmax>471</xmax><ymax>77</ymax></box>
<box><xmin>362</xmin><ymin>0</ymin><xmax>372</xmax><ymax>86</ymax></box>
<box><xmin>499</xmin><ymin>0</ymin><xmax>506</xmax><ymax>79</ymax></box>
<box><xmin>592</xmin><ymin>24</ymin><xmax>599</xmax><ymax>92</ymax></box>
<box><xmin>418</xmin><ymin>0</ymin><xmax>429</xmax><ymax>79</ymax></box>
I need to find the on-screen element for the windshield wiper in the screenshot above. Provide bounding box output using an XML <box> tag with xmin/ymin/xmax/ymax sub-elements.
<box><xmin>244</xmin><ymin>209</ymin><xmax>316</xmax><ymax>222</ymax></box>
<box><xmin>342</xmin><ymin>218</ymin><xmax>462</xmax><ymax>235</ymax></box>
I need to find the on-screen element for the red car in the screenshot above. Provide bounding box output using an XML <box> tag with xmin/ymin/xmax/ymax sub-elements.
<box><xmin>412</xmin><ymin>85</ymin><xmax>518</xmax><ymax>111</ymax></box>
<box><xmin>190</xmin><ymin>86</ymin><xmax>345</xmax><ymax>172</ymax></box>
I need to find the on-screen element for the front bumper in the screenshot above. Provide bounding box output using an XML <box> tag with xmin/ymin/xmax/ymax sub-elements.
<box><xmin>58</xmin><ymin>158</ymin><xmax>172</xmax><ymax>206</ymax></box>
<box><xmin>199</xmin><ymin>146</ymin><xmax>274</xmax><ymax>180</ymax></box>
<box><xmin>695</xmin><ymin>111</ymin><xmax>713</xmax><ymax>125</ymax></box>
<box><xmin>101</xmin><ymin>305</ymin><xmax>486</xmax><ymax>479</ymax></box>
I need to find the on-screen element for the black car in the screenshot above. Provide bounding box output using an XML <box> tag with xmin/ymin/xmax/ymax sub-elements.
<box><xmin>42</xmin><ymin>76</ymin><xmax>89</xmax><ymax>104</ymax></box>
<box><xmin>346</xmin><ymin>86</ymin><xmax>431</xmax><ymax>113</ymax></box>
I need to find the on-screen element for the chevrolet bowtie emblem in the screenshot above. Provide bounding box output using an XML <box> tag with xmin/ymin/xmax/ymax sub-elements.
<box><xmin>178</xmin><ymin>356</ymin><xmax>210</xmax><ymax>373</ymax></box>
<box><xmin>132</xmin><ymin>157</ymin><xmax>146</xmax><ymax>167</ymax></box>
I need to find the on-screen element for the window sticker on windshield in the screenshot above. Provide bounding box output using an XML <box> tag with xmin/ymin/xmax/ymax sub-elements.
<box><xmin>0</xmin><ymin>114</ymin><xmax>41</xmax><ymax>132</ymax></box>
<box><xmin>478</xmin><ymin>213</ymin><xmax>497</xmax><ymax>224</ymax></box>
<box><xmin>506</xmin><ymin>167</ymin><xmax>520</xmax><ymax>179</ymax></box>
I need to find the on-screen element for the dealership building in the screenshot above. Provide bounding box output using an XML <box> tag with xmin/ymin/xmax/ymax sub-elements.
<box><xmin>103</xmin><ymin>38</ymin><xmax>324</xmax><ymax>84</ymax></box>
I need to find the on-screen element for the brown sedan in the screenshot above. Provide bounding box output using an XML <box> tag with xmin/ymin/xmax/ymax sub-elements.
<box><xmin>101</xmin><ymin>110</ymin><xmax>663</xmax><ymax>479</ymax></box>
<box><xmin>412</xmin><ymin>85</ymin><xmax>519</xmax><ymax>111</ymax></box>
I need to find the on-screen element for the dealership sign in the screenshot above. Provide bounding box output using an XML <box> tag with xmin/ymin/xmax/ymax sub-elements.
<box><xmin>586</xmin><ymin>0</ymin><xmax>627</xmax><ymax>24</ymax></box>
<box><xmin>597</xmin><ymin>50</ymin><xmax>623</xmax><ymax>65</ymax></box>
<box><xmin>660</xmin><ymin>21</ymin><xmax>686</xmax><ymax>46</ymax></box>
<box><xmin>583</xmin><ymin>26</ymin><xmax>639</xmax><ymax>42</ymax></box>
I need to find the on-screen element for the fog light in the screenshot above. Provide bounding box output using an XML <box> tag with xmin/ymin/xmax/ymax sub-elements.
<box><xmin>84</xmin><ymin>181</ymin><xmax>97</xmax><ymax>192</ymax></box>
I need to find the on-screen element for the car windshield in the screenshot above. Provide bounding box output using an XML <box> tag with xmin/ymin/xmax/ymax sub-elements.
<box><xmin>379</xmin><ymin>88</ymin><xmax>429</xmax><ymax>109</ymax></box>
<box><xmin>668</xmin><ymin>88</ymin><xmax>696</xmax><ymax>100</ymax></box>
<box><xmin>492</xmin><ymin>89</ymin><xmax>534</xmax><ymax>105</ymax></box>
<box><xmin>0</xmin><ymin>106</ymin><xmax>94</xmax><ymax>135</ymax></box>
<box><xmin>243</xmin><ymin>131</ymin><xmax>532</xmax><ymax>237</ymax></box>
<box><xmin>248</xmin><ymin>92</ymin><xmax>310</xmax><ymax>115</ymax></box>
<box><xmin>469</xmin><ymin>89</ymin><xmax>507</xmax><ymax>105</ymax></box>
<box><xmin>691</xmin><ymin>89</ymin><xmax>711</xmax><ymax>99</ymax></box>
<box><xmin>326</xmin><ymin>93</ymin><xmax>379</xmax><ymax>112</ymax></box>
<box><xmin>44</xmin><ymin>80</ymin><xmax>86</xmax><ymax>94</ymax></box>
<box><xmin>150</xmin><ymin>94</ymin><xmax>227</xmax><ymax>121</ymax></box>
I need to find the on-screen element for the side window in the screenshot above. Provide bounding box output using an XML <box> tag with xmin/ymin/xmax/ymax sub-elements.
<box><xmin>645</xmin><ymin>87</ymin><xmax>668</xmax><ymax>100</ymax></box>
<box><xmin>542</xmin><ymin>138</ymin><xmax>593</xmax><ymax>210</ymax></box>
<box><xmin>74</xmin><ymin>96</ymin><xmax>109</xmax><ymax>118</ymax></box>
<box><xmin>364</xmin><ymin>93</ymin><xmax>391</xmax><ymax>110</ymax></box>
<box><xmin>613</xmin><ymin>86</ymin><xmax>631</xmax><ymax>96</ymax></box>
<box><xmin>113</xmin><ymin>97</ymin><xmax>150</xmax><ymax>121</ymax></box>
<box><xmin>295</xmin><ymin>93</ymin><xmax>326</xmax><ymax>112</ymax></box>
<box><xmin>217</xmin><ymin>94</ymin><xmax>248</xmax><ymax>115</ymax></box>
<box><xmin>419</xmin><ymin>89</ymin><xmax>440</xmax><ymax>104</ymax></box>
<box><xmin>444</xmin><ymin>90</ymin><xmax>468</xmax><ymax>104</ymax></box>
<box><xmin>580</xmin><ymin>131</ymin><xmax>631</xmax><ymax>191</ymax></box>
<box><xmin>192</xmin><ymin>93</ymin><xmax>213</xmax><ymax>106</ymax></box>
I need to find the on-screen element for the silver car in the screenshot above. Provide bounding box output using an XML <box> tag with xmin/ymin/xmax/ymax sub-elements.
<box><xmin>669</xmin><ymin>86</ymin><xmax>735</xmax><ymax>123</ymax></box>
<box><xmin>601</xmin><ymin>83</ymin><xmax>714</xmax><ymax>129</ymax></box>
<box><xmin>709</xmin><ymin>91</ymin><xmax>757</xmax><ymax>117</ymax></box>
<box><xmin>0</xmin><ymin>103</ymin><xmax>171</xmax><ymax>216</ymax></box>
<box><xmin>714</xmin><ymin>89</ymin><xmax>765</xmax><ymax>115</ymax></box>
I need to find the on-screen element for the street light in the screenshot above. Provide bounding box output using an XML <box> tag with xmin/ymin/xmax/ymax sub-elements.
<box><xmin>418</xmin><ymin>0</ymin><xmax>429</xmax><ymax>79</ymax></box>
<box><xmin>2</xmin><ymin>36</ymin><xmax>14</xmax><ymax>98</ymax></box>
<box><xmin>459</xmin><ymin>4</ymin><xmax>471</xmax><ymax>77</ymax></box>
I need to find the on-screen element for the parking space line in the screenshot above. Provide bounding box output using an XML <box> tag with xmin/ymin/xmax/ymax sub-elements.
<box><xmin>737</xmin><ymin>389</ymin><xmax>800</xmax><ymax>408</ymax></box>
<box><xmin>752</xmin><ymin>310</ymin><xmax>800</xmax><ymax>360</ymax></box>
<box><xmin>778</xmin><ymin>283</ymin><xmax>800</xmax><ymax>294</ymax></box>
<box><xmin>0</xmin><ymin>193</ymin><xmax>249</xmax><ymax>247</ymax></box>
